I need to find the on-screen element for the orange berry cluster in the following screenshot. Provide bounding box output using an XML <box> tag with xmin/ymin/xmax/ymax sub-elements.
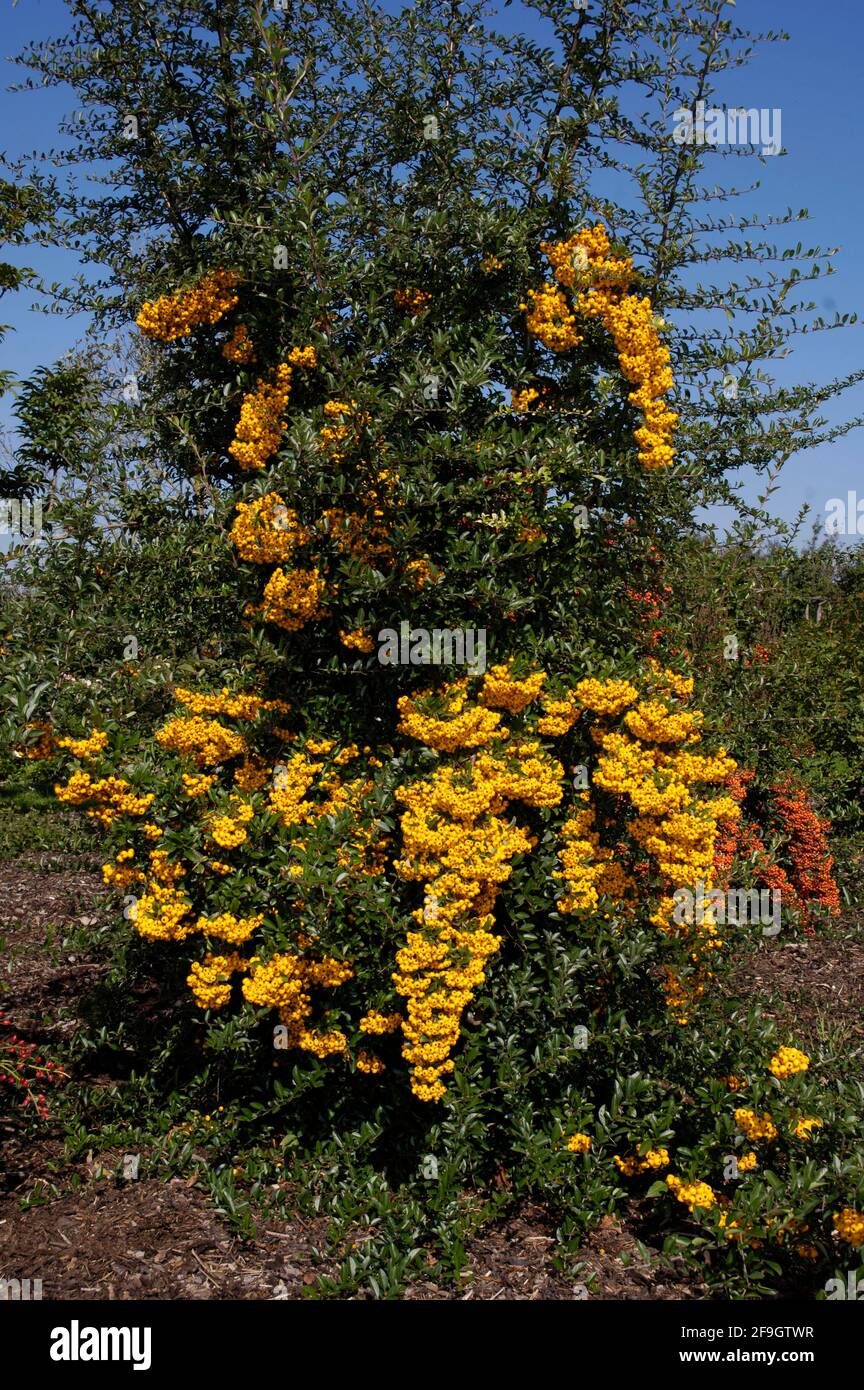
<box><xmin>393</xmin><ymin>287</ymin><xmax>431</xmax><ymax>313</ymax></box>
<box><xmin>713</xmin><ymin>771</ymin><xmax>840</xmax><ymax>922</ymax></box>
<box><xmin>771</xmin><ymin>780</ymin><xmax>840</xmax><ymax>917</ymax></box>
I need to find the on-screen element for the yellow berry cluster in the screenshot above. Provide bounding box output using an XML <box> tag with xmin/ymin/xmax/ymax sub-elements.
<box><xmin>353</xmin><ymin>1008</ymin><xmax>402</xmax><ymax>1075</ymax></box>
<box><xmin>403</xmin><ymin>557</ymin><xmax>442</xmax><ymax>589</ymax></box>
<box><xmin>536</xmin><ymin>693</ymin><xmax>581</xmax><ymax>737</ymax></box>
<box><xmin>56</xmin><ymin>729</ymin><xmax>108</xmax><ymax>760</ymax></box>
<box><xmin>768</xmin><ymin>1045</ymin><xmax>809</xmax><ymax>1079</ymax></box>
<box><xmin>234</xmin><ymin>756</ymin><xmax>270</xmax><ymax>792</ymax></box>
<box><xmin>265</xmin><ymin>746</ymin><xmax>386</xmax><ymax>878</ymax></box>
<box><xmin>554</xmin><ymin>796</ymin><xmax>630</xmax><ymax>912</ymax></box>
<box><xmin>182</xmin><ymin>772</ymin><xmax>218</xmax><ymax>798</ymax></box>
<box><xmin>155</xmin><ymin>716</ymin><xmax>247</xmax><ymax>768</ymax></box>
<box><xmin>131</xmin><ymin>851</ymin><xmax>194</xmax><ymax>942</ymax></box>
<box><xmin>221</xmin><ymin>322</ymin><xmax>257</xmax><ymax>364</ymax></box>
<box><xmin>101</xmin><ymin>847</ymin><xmax>145</xmax><ymax>890</ymax></box>
<box><xmin>242</xmin><ymin>951</ymin><xmax>353</xmax><ymax>1056</ymax></box>
<box><xmin>356</xmin><ymin>1051</ymin><xmax>386</xmax><ymax>1074</ymax></box>
<box><xmin>136</xmin><ymin>268</ymin><xmax>240</xmax><ymax>341</ymax></box>
<box><xmin>397</xmin><ymin>680</ymin><xmax>505</xmax><ymax>753</ymax></box>
<box><xmin>230</xmin><ymin>494</ymin><xmax>310</xmax><ymax>565</ymax></box>
<box><xmin>320</xmin><ymin>502</ymin><xmax>394</xmax><ymax>569</ymax></box>
<box><xmin>790</xmin><ymin>1116</ymin><xmax>822</xmax><ymax>1140</ymax></box>
<box><xmin>479</xmin><ymin>664</ymin><xmax>546</xmax><ymax>714</ymax></box>
<box><xmin>340</xmin><ymin>628</ymin><xmax>375</xmax><ymax>653</ymax></box>
<box><xmin>359</xmin><ymin>1010</ymin><xmax>403</xmax><ymax>1035</ymax></box>
<box><xmin>734</xmin><ymin>1108</ymin><xmax>778</xmax><ymax>1143</ymax></box>
<box><xmin>833</xmin><ymin>1208</ymin><xmax>864</xmax><ymax>1247</ymax></box>
<box><xmin>227</xmin><ymin>345</ymin><xmax>316</xmax><ymax>470</ymax></box>
<box><xmin>523</xmin><ymin>225</ymin><xmax>678</xmax><ymax>469</ymax></box>
<box><xmin>614</xmin><ymin>1147</ymin><xmax>670</xmax><ymax>1175</ymax></box>
<box><xmin>393</xmin><ymin>676</ymin><xmax>563</xmax><ymax>1100</ymax></box>
<box><xmin>666</xmin><ymin>1173</ymin><xmax>716</xmax><ymax>1211</ymax></box>
<box><xmin>173</xmin><ymin>687</ymin><xmax>290</xmax><ymax>720</ymax></box>
<box><xmin>251</xmin><ymin>565</ymin><xmax>329</xmax><ymax>632</ymax></box>
<box><xmin>546</xmin><ymin>667</ymin><xmax>737</xmax><ymax>1023</ymax></box>
<box><xmin>228</xmin><ymin>363</ymin><xmax>293</xmax><ymax>470</ymax></box>
<box><xmin>229</xmin><ymin>495</ymin><xmax>336</xmax><ymax>636</ymax></box>
<box><xmin>521</xmin><ymin>283</ymin><xmax>581</xmax><ymax>351</ymax></box>
<box><xmin>187</xmin><ymin>952</ymin><xmax>247</xmax><ymax>1008</ymax></box>
<box><xmin>192</xmin><ymin>911</ymin><xmax>264</xmax><ymax>945</ymax></box>
<box><xmin>319</xmin><ymin>399</ymin><xmax>357</xmax><ymax>464</ymax></box>
<box><xmin>209</xmin><ymin>794</ymin><xmax>255</xmax><ymax>849</ymax></box>
<box><xmin>55</xmin><ymin>770</ymin><xmax>154</xmax><ymax>827</ymax></box>
<box><xmin>510</xmin><ymin>387</ymin><xmax>540</xmax><ymax>411</ymax></box>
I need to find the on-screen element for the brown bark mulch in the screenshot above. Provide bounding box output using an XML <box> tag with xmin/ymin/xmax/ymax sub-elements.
<box><xmin>728</xmin><ymin>934</ymin><xmax>864</xmax><ymax>1042</ymax></box>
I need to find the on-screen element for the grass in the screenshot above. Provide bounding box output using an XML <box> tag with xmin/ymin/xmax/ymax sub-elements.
<box><xmin>0</xmin><ymin>799</ymin><xmax>96</xmax><ymax>861</ymax></box>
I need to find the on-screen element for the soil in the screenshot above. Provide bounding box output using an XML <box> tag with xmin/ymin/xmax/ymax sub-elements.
<box><xmin>0</xmin><ymin>864</ymin><xmax>856</xmax><ymax>1301</ymax></box>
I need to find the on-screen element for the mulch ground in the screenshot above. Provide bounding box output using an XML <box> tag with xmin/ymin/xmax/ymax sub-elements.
<box><xmin>0</xmin><ymin>862</ymin><xmax>109</xmax><ymax>1042</ymax></box>
<box><xmin>728</xmin><ymin>935</ymin><xmax>864</xmax><ymax>1043</ymax></box>
<box><xmin>0</xmin><ymin>1177</ymin><xmax>333</xmax><ymax>1301</ymax></box>
<box><xmin>0</xmin><ymin>864</ymin><xmax>856</xmax><ymax>1301</ymax></box>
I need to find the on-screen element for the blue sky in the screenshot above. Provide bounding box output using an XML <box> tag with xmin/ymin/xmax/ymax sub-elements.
<box><xmin>1</xmin><ymin>0</ymin><xmax>861</xmax><ymax>539</ymax></box>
